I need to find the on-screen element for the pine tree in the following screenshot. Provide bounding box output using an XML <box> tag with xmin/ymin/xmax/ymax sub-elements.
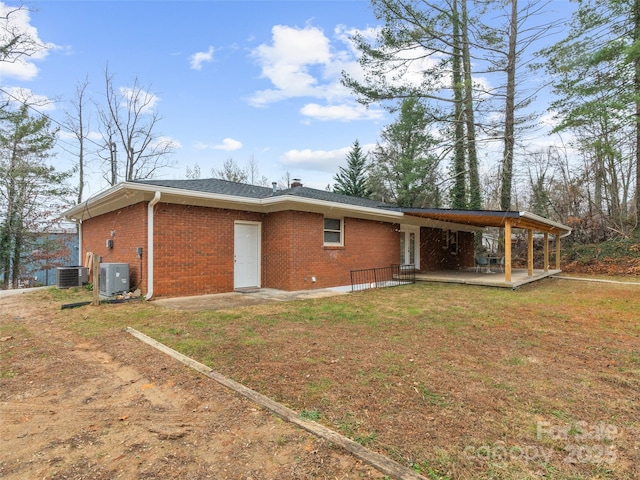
<box><xmin>369</xmin><ymin>98</ymin><xmax>442</xmax><ymax>208</ymax></box>
<box><xmin>333</xmin><ymin>140</ymin><xmax>372</xmax><ymax>198</ymax></box>
<box><xmin>0</xmin><ymin>105</ymin><xmax>72</xmax><ymax>288</ymax></box>
<box><xmin>539</xmin><ymin>0</ymin><xmax>640</xmax><ymax>230</ymax></box>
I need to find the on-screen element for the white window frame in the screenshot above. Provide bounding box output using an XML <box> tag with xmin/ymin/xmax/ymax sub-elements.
<box><xmin>442</xmin><ymin>229</ymin><xmax>458</xmax><ymax>255</ymax></box>
<box><xmin>400</xmin><ymin>224</ymin><xmax>420</xmax><ymax>269</ymax></box>
<box><xmin>323</xmin><ymin>217</ymin><xmax>344</xmax><ymax>246</ymax></box>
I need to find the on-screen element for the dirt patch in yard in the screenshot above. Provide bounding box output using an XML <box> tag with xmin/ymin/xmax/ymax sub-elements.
<box><xmin>2</xmin><ymin>279</ymin><xmax>640</xmax><ymax>479</ymax></box>
<box><xmin>0</xmin><ymin>291</ymin><xmax>382</xmax><ymax>479</ymax></box>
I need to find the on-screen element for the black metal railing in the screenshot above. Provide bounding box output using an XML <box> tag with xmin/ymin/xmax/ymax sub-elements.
<box><xmin>350</xmin><ymin>264</ymin><xmax>416</xmax><ymax>292</ymax></box>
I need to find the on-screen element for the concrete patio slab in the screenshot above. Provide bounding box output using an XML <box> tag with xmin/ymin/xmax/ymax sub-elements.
<box><xmin>152</xmin><ymin>287</ymin><xmax>349</xmax><ymax>311</ymax></box>
<box><xmin>414</xmin><ymin>268</ymin><xmax>561</xmax><ymax>288</ymax></box>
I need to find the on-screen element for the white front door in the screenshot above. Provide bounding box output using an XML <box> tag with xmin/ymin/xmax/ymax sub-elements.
<box><xmin>400</xmin><ymin>225</ymin><xmax>420</xmax><ymax>269</ymax></box>
<box><xmin>234</xmin><ymin>222</ymin><xmax>260</xmax><ymax>289</ymax></box>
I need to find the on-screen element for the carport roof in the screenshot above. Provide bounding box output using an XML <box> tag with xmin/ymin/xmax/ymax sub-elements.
<box><xmin>398</xmin><ymin>208</ymin><xmax>571</xmax><ymax>236</ymax></box>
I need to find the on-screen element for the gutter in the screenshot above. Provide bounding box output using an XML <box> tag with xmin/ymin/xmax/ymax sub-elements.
<box><xmin>519</xmin><ymin>211</ymin><xmax>572</xmax><ymax>237</ymax></box>
<box><xmin>62</xmin><ymin>181</ymin><xmax>405</xmax><ymax>223</ymax></box>
<box><xmin>145</xmin><ymin>191</ymin><xmax>161</xmax><ymax>300</ymax></box>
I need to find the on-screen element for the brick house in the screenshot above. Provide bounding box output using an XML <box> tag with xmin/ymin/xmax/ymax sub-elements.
<box><xmin>61</xmin><ymin>178</ymin><xmax>570</xmax><ymax>298</ymax></box>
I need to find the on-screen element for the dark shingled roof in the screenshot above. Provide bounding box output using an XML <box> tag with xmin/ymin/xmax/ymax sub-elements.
<box><xmin>132</xmin><ymin>178</ymin><xmax>395</xmax><ymax>210</ymax></box>
<box><xmin>132</xmin><ymin>178</ymin><xmax>274</xmax><ymax>199</ymax></box>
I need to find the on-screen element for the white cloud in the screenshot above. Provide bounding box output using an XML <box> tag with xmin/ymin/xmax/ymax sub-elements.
<box><xmin>153</xmin><ymin>135</ymin><xmax>181</xmax><ymax>150</ymax></box>
<box><xmin>280</xmin><ymin>142</ymin><xmax>376</xmax><ymax>173</ymax></box>
<box><xmin>246</xmin><ymin>22</ymin><xmax>393</xmax><ymax>128</ymax></box>
<box><xmin>195</xmin><ymin>138</ymin><xmax>243</xmax><ymax>151</ymax></box>
<box><xmin>214</xmin><ymin>138</ymin><xmax>242</xmax><ymax>151</ymax></box>
<box><xmin>0</xmin><ymin>86</ymin><xmax>55</xmax><ymax>110</ymax></box>
<box><xmin>119</xmin><ymin>86</ymin><xmax>159</xmax><ymax>114</ymax></box>
<box><xmin>0</xmin><ymin>60</ymin><xmax>39</xmax><ymax>82</ymax></box>
<box><xmin>539</xmin><ymin>110</ymin><xmax>561</xmax><ymax>129</ymax></box>
<box><xmin>249</xmin><ymin>24</ymin><xmax>330</xmax><ymax>105</ymax></box>
<box><xmin>190</xmin><ymin>46</ymin><xmax>215</xmax><ymax>71</ymax></box>
<box><xmin>300</xmin><ymin>102</ymin><xmax>384</xmax><ymax>122</ymax></box>
<box><xmin>58</xmin><ymin>130</ymin><xmax>102</xmax><ymax>141</ymax></box>
<box><xmin>0</xmin><ymin>2</ymin><xmax>58</xmax><ymax>81</ymax></box>
<box><xmin>248</xmin><ymin>24</ymin><xmax>365</xmax><ymax>109</ymax></box>
<box><xmin>281</xmin><ymin>147</ymin><xmax>347</xmax><ymax>173</ymax></box>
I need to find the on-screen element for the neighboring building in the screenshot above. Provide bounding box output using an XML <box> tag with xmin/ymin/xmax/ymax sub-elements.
<box><xmin>29</xmin><ymin>229</ymin><xmax>79</xmax><ymax>286</ymax></box>
<box><xmin>1</xmin><ymin>229</ymin><xmax>79</xmax><ymax>288</ymax></box>
<box><xmin>61</xmin><ymin>178</ymin><xmax>571</xmax><ymax>299</ymax></box>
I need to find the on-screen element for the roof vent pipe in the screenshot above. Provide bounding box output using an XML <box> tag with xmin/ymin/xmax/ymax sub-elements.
<box><xmin>272</xmin><ymin>182</ymin><xmax>277</xmax><ymax>194</ymax></box>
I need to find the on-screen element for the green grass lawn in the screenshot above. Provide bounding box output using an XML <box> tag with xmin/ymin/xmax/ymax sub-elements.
<box><xmin>47</xmin><ymin>278</ymin><xmax>640</xmax><ymax>479</ymax></box>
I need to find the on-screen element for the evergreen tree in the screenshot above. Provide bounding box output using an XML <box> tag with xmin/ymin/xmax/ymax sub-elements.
<box><xmin>333</xmin><ymin>140</ymin><xmax>372</xmax><ymax>198</ymax></box>
<box><xmin>0</xmin><ymin>105</ymin><xmax>73</xmax><ymax>289</ymax></box>
<box><xmin>342</xmin><ymin>0</ymin><xmax>482</xmax><ymax>209</ymax></box>
<box><xmin>369</xmin><ymin>98</ymin><xmax>442</xmax><ymax>207</ymax></box>
<box><xmin>539</xmin><ymin>0</ymin><xmax>640</xmax><ymax>230</ymax></box>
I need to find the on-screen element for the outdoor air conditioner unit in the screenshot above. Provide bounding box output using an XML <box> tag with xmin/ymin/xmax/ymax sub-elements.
<box><xmin>99</xmin><ymin>263</ymin><xmax>130</xmax><ymax>297</ymax></box>
<box><xmin>56</xmin><ymin>266</ymin><xmax>89</xmax><ymax>288</ymax></box>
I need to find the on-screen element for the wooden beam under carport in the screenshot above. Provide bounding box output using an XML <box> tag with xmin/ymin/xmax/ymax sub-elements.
<box><xmin>504</xmin><ymin>219</ymin><xmax>512</xmax><ymax>282</ymax></box>
<box><xmin>544</xmin><ymin>232</ymin><xmax>549</xmax><ymax>272</ymax></box>
<box><xmin>527</xmin><ymin>228</ymin><xmax>534</xmax><ymax>276</ymax></box>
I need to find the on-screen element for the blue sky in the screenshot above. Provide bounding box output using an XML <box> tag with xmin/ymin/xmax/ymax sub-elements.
<box><xmin>1</xmin><ymin>0</ymin><xmax>575</xmax><ymax>199</ymax></box>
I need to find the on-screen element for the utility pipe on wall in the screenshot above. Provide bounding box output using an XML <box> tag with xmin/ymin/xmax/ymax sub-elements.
<box><xmin>145</xmin><ymin>191</ymin><xmax>161</xmax><ymax>300</ymax></box>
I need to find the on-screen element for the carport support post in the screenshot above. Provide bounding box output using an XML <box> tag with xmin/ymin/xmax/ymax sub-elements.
<box><xmin>92</xmin><ymin>255</ymin><xmax>101</xmax><ymax>306</ymax></box>
<box><xmin>555</xmin><ymin>234</ymin><xmax>561</xmax><ymax>270</ymax></box>
<box><xmin>504</xmin><ymin>219</ymin><xmax>512</xmax><ymax>282</ymax></box>
<box><xmin>527</xmin><ymin>229</ymin><xmax>534</xmax><ymax>277</ymax></box>
<box><xmin>543</xmin><ymin>232</ymin><xmax>549</xmax><ymax>272</ymax></box>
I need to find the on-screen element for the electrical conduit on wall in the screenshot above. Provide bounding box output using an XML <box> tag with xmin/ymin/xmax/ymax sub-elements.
<box><xmin>145</xmin><ymin>191</ymin><xmax>161</xmax><ymax>300</ymax></box>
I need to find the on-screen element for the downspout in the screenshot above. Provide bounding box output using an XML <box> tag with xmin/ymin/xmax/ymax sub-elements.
<box><xmin>145</xmin><ymin>191</ymin><xmax>161</xmax><ymax>300</ymax></box>
<box><xmin>77</xmin><ymin>220</ymin><xmax>82</xmax><ymax>265</ymax></box>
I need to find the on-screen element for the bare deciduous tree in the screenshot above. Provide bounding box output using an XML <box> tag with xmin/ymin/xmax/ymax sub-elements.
<box><xmin>63</xmin><ymin>77</ymin><xmax>90</xmax><ymax>203</ymax></box>
<box><xmin>212</xmin><ymin>158</ymin><xmax>249</xmax><ymax>184</ymax></box>
<box><xmin>186</xmin><ymin>162</ymin><xmax>201</xmax><ymax>179</ymax></box>
<box><xmin>246</xmin><ymin>155</ymin><xmax>269</xmax><ymax>187</ymax></box>
<box><xmin>211</xmin><ymin>156</ymin><xmax>269</xmax><ymax>186</ymax></box>
<box><xmin>98</xmin><ymin>66</ymin><xmax>175</xmax><ymax>185</ymax></box>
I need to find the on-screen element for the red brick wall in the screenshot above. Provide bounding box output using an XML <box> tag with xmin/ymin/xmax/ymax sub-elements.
<box><xmin>81</xmin><ymin>203</ymin><xmax>147</xmax><ymax>291</ymax></box>
<box><xmin>268</xmin><ymin>212</ymin><xmax>400</xmax><ymax>290</ymax></box>
<box><xmin>152</xmin><ymin>203</ymin><xmax>264</xmax><ymax>297</ymax></box>
<box><xmin>420</xmin><ymin>227</ymin><xmax>475</xmax><ymax>271</ymax></box>
<box><xmin>82</xmin><ymin>201</ymin><xmax>402</xmax><ymax>297</ymax></box>
<box><xmin>262</xmin><ymin>211</ymin><xmax>294</xmax><ymax>290</ymax></box>
<box><xmin>457</xmin><ymin>231</ymin><xmax>475</xmax><ymax>268</ymax></box>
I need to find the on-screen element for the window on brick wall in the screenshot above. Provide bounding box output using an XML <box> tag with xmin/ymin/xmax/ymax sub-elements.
<box><xmin>323</xmin><ymin>217</ymin><xmax>343</xmax><ymax>246</ymax></box>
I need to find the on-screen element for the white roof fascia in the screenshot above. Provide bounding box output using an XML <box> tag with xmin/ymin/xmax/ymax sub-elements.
<box><xmin>519</xmin><ymin>211</ymin><xmax>572</xmax><ymax>236</ymax></box>
<box><xmin>396</xmin><ymin>215</ymin><xmax>482</xmax><ymax>233</ymax></box>
<box><xmin>259</xmin><ymin>195</ymin><xmax>404</xmax><ymax>222</ymax></box>
<box><xmin>63</xmin><ymin>182</ymin><xmax>405</xmax><ymax>223</ymax></box>
<box><xmin>65</xmin><ymin>181</ymin><xmax>498</xmax><ymax>232</ymax></box>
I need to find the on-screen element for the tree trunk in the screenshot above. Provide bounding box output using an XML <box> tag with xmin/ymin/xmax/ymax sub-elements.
<box><xmin>634</xmin><ymin>0</ymin><xmax>640</xmax><ymax>227</ymax></box>
<box><xmin>11</xmin><ymin>231</ymin><xmax>21</xmax><ymax>289</ymax></box>
<box><xmin>461</xmin><ymin>0</ymin><xmax>481</xmax><ymax>210</ymax></box>
<box><xmin>0</xmin><ymin>232</ymin><xmax>10</xmax><ymax>289</ymax></box>
<box><xmin>500</xmin><ymin>0</ymin><xmax>518</xmax><ymax>211</ymax></box>
<box><xmin>451</xmin><ymin>0</ymin><xmax>467</xmax><ymax>209</ymax></box>
<box><xmin>1</xmin><ymin>145</ymin><xmax>18</xmax><ymax>289</ymax></box>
